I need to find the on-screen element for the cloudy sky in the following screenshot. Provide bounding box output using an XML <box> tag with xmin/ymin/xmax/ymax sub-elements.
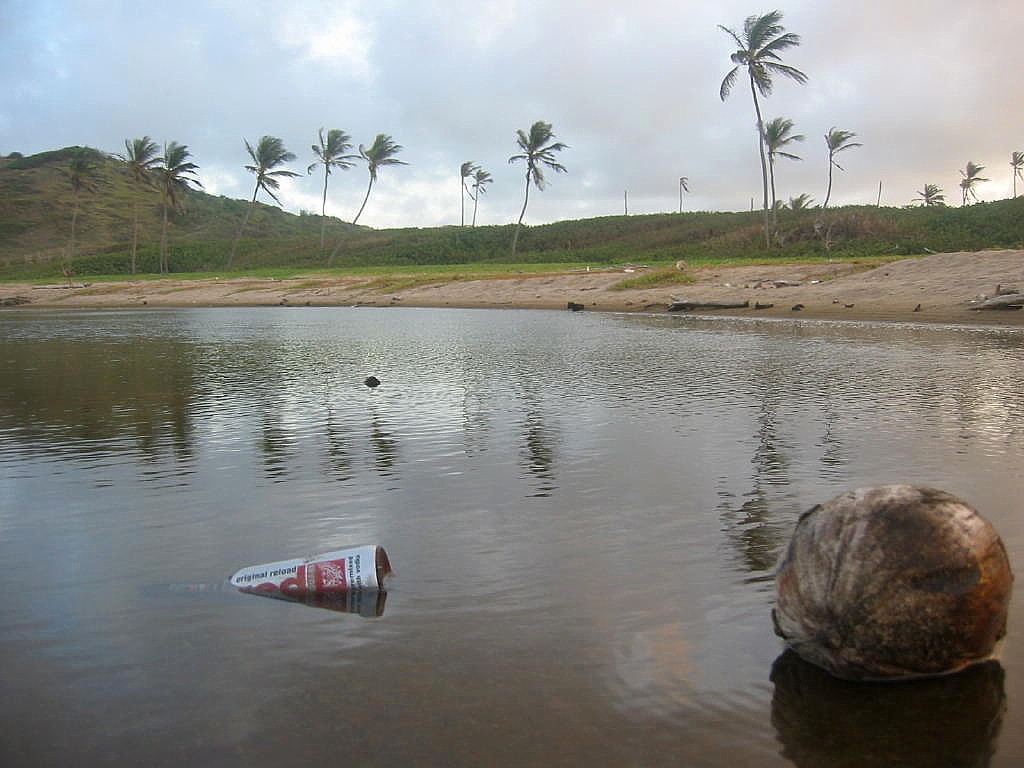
<box><xmin>2</xmin><ymin>0</ymin><xmax>1021</xmax><ymax>229</ymax></box>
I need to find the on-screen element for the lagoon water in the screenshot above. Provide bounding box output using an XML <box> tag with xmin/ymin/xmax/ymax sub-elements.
<box><xmin>1</xmin><ymin>306</ymin><xmax>1023</xmax><ymax>767</ymax></box>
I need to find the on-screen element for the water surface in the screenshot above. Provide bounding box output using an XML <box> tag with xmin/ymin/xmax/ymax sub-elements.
<box><xmin>1</xmin><ymin>307</ymin><xmax>1022</xmax><ymax>766</ymax></box>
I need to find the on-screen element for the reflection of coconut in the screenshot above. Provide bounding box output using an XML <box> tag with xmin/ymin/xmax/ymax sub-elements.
<box><xmin>770</xmin><ymin>650</ymin><xmax>1005</xmax><ymax>768</ymax></box>
<box><xmin>774</xmin><ymin>485</ymin><xmax>1013</xmax><ymax>680</ymax></box>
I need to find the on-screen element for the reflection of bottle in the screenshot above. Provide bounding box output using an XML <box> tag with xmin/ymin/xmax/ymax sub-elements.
<box><xmin>770</xmin><ymin>650</ymin><xmax>1005</xmax><ymax>768</ymax></box>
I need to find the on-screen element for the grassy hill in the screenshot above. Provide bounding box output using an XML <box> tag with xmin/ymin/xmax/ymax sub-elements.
<box><xmin>2</xmin><ymin>146</ymin><xmax>1023</xmax><ymax>279</ymax></box>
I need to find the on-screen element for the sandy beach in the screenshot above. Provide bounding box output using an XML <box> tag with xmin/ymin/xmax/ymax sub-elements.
<box><xmin>3</xmin><ymin>249</ymin><xmax>1024</xmax><ymax>326</ymax></box>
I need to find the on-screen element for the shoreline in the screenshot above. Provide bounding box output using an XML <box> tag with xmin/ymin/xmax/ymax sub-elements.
<box><xmin>3</xmin><ymin>249</ymin><xmax>1023</xmax><ymax>327</ymax></box>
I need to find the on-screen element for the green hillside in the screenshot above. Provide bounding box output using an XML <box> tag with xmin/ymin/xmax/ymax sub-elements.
<box><xmin>2</xmin><ymin>146</ymin><xmax>1023</xmax><ymax>280</ymax></box>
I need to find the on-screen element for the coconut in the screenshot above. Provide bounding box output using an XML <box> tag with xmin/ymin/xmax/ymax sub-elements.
<box><xmin>773</xmin><ymin>485</ymin><xmax>1013</xmax><ymax>680</ymax></box>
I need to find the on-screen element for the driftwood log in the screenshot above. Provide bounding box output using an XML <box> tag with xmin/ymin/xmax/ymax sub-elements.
<box><xmin>667</xmin><ymin>299</ymin><xmax>749</xmax><ymax>312</ymax></box>
<box><xmin>774</xmin><ymin>485</ymin><xmax>1013</xmax><ymax>680</ymax></box>
<box><xmin>970</xmin><ymin>293</ymin><xmax>1024</xmax><ymax>311</ymax></box>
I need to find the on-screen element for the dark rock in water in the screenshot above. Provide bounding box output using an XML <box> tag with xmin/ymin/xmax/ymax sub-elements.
<box><xmin>773</xmin><ymin>485</ymin><xmax>1013</xmax><ymax>680</ymax></box>
<box><xmin>364</xmin><ymin>376</ymin><xmax>381</xmax><ymax>388</ymax></box>
<box><xmin>567</xmin><ymin>302</ymin><xmax>585</xmax><ymax>311</ymax></box>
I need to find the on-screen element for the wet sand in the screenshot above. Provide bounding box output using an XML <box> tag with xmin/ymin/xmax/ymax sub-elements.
<box><xmin>3</xmin><ymin>249</ymin><xmax>1023</xmax><ymax>326</ymax></box>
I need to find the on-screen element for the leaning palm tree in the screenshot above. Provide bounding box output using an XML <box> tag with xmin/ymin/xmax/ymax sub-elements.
<box><xmin>678</xmin><ymin>176</ymin><xmax>690</xmax><ymax>213</ymax></box>
<box><xmin>351</xmin><ymin>134</ymin><xmax>407</xmax><ymax>226</ymax></box>
<box><xmin>959</xmin><ymin>161</ymin><xmax>989</xmax><ymax>206</ymax></box>
<box><xmin>1010</xmin><ymin>151</ymin><xmax>1023</xmax><ymax>198</ymax></box>
<box><xmin>155</xmin><ymin>142</ymin><xmax>202</xmax><ymax>274</ymax></box>
<box><xmin>460</xmin><ymin>161</ymin><xmax>478</xmax><ymax>226</ymax></box>
<box><xmin>763</xmin><ymin>117</ymin><xmax>804</xmax><ymax>222</ymax></box>
<box><xmin>228</xmin><ymin>135</ymin><xmax>299</xmax><ymax>267</ymax></box>
<box><xmin>308</xmin><ymin>128</ymin><xmax>358</xmax><ymax>252</ymax></box>
<box><xmin>66</xmin><ymin>149</ymin><xmax>100</xmax><ymax>262</ymax></box>
<box><xmin>913</xmin><ymin>183</ymin><xmax>945</xmax><ymax>207</ymax></box>
<box><xmin>121</xmin><ymin>136</ymin><xmax>161</xmax><ymax>274</ymax></box>
<box><xmin>508</xmin><ymin>120</ymin><xmax>569</xmax><ymax>255</ymax></box>
<box><xmin>470</xmin><ymin>167</ymin><xmax>492</xmax><ymax>227</ymax></box>
<box><xmin>822</xmin><ymin>127</ymin><xmax>861</xmax><ymax>208</ymax></box>
<box><xmin>719</xmin><ymin>10</ymin><xmax>807</xmax><ymax>248</ymax></box>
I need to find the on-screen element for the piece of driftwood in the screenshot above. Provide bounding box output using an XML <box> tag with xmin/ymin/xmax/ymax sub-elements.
<box><xmin>971</xmin><ymin>293</ymin><xmax>1024</xmax><ymax>311</ymax></box>
<box><xmin>567</xmin><ymin>302</ymin><xmax>584</xmax><ymax>311</ymax></box>
<box><xmin>0</xmin><ymin>296</ymin><xmax>31</xmax><ymax>306</ymax></box>
<box><xmin>667</xmin><ymin>299</ymin><xmax>749</xmax><ymax>312</ymax></box>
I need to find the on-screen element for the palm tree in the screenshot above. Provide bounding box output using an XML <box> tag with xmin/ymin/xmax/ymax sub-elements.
<box><xmin>913</xmin><ymin>183</ymin><xmax>945</xmax><ymax>207</ymax></box>
<box><xmin>460</xmin><ymin>161</ymin><xmax>478</xmax><ymax>226</ymax></box>
<box><xmin>959</xmin><ymin>161</ymin><xmax>989</xmax><ymax>206</ymax></box>
<box><xmin>719</xmin><ymin>10</ymin><xmax>807</xmax><ymax>248</ymax></box>
<box><xmin>351</xmin><ymin>134</ymin><xmax>407</xmax><ymax>226</ymax></box>
<box><xmin>1010</xmin><ymin>151</ymin><xmax>1023</xmax><ymax>198</ymax></box>
<box><xmin>763</xmin><ymin>117</ymin><xmax>804</xmax><ymax>223</ymax></box>
<box><xmin>228</xmin><ymin>136</ymin><xmax>299</xmax><ymax>267</ymax></box>
<box><xmin>66</xmin><ymin>149</ymin><xmax>100</xmax><ymax>262</ymax></box>
<box><xmin>471</xmin><ymin>167</ymin><xmax>492</xmax><ymax>227</ymax></box>
<box><xmin>822</xmin><ymin>127</ymin><xmax>861</xmax><ymax>208</ymax></box>
<box><xmin>679</xmin><ymin>176</ymin><xmax>690</xmax><ymax>213</ymax></box>
<box><xmin>785</xmin><ymin>193</ymin><xmax>815</xmax><ymax>210</ymax></box>
<box><xmin>155</xmin><ymin>142</ymin><xmax>202</xmax><ymax>274</ymax></box>
<box><xmin>122</xmin><ymin>136</ymin><xmax>161</xmax><ymax>274</ymax></box>
<box><xmin>308</xmin><ymin>128</ymin><xmax>358</xmax><ymax>252</ymax></box>
<box><xmin>508</xmin><ymin>120</ymin><xmax>569</xmax><ymax>255</ymax></box>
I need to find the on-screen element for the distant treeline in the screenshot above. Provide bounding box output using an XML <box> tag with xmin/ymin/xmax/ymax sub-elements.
<box><xmin>2</xmin><ymin>147</ymin><xmax>1023</xmax><ymax>279</ymax></box>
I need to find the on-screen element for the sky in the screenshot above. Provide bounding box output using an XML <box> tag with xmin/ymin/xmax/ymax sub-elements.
<box><xmin>2</xmin><ymin>0</ymin><xmax>1022</xmax><ymax>230</ymax></box>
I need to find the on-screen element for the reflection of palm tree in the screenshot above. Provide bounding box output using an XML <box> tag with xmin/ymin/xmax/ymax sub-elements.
<box><xmin>520</xmin><ymin>411</ymin><xmax>557</xmax><ymax>498</ymax></box>
<box><xmin>370</xmin><ymin>417</ymin><xmax>398</xmax><ymax>476</ymax></box>
<box><xmin>720</xmin><ymin>394</ymin><xmax>792</xmax><ymax>574</ymax></box>
<box><xmin>719</xmin><ymin>11</ymin><xmax>807</xmax><ymax>247</ymax></box>
<box><xmin>324</xmin><ymin>406</ymin><xmax>353</xmax><ymax>482</ymax></box>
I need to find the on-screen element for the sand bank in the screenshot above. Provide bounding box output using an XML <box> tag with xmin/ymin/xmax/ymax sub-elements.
<box><xmin>3</xmin><ymin>250</ymin><xmax>1023</xmax><ymax>327</ymax></box>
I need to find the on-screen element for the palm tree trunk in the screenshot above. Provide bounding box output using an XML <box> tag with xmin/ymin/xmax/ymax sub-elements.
<box><xmin>823</xmin><ymin>154</ymin><xmax>834</xmax><ymax>209</ymax></box>
<box><xmin>748</xmin><ymin>75</ymin><xmax>771</xmax><ymax>248</ymax></box>
<box><xmin>352</xmin><ymin>176</ymin><xmax>374</xmax><ymax>226</ymax></box>
<box><xmin>511</xmin><ymin>170</ymin><xmax>531</xmax><ymax>255</ymax></box>
<box><xmin>130</xmin><ymin>200</ymin><xmax>139</xmax><ymax>274</ymax></box>
<box><xmin>319</xmin><ymin>171</ymin><xmax>329</xmax><ymax>252</ymax></box>
<box><xmin>461</xmin><ymin>175</ymin><xmax>465</xmax><ymax>227</ymax></box>
<box><xmin>768</xmin><ymin>157</ymin><xmax>778</xmax><ymax>228</ymax></box>
<box><xmin>228</xmin><ymin>187</ymin><xmax>259</xmax><ymax>268</ymax></box>
<box><xmin>472</xmin><ymin>187</ymin><xmax>480</xmax><ymax>227</ymax></box>
<box><xmin>70</xmin><ymin>196</ymin><xmax>80</xmax><ymax>261</ymax></box>
<box><xmin>160</xmin><ymin>202</ymin><xmax>169</xmax><ymax>274</ymax></box>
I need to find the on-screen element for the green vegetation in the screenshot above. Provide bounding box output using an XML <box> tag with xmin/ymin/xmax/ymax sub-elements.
<box><xmin>608</xmin><ymin>269</ymin><xmax>697</xmax><ymax>291</ymax></box>
<box><xmin>2</xmin><ymin>146</ymin><xmax>1023</xmax><ymax>282</ymax></box>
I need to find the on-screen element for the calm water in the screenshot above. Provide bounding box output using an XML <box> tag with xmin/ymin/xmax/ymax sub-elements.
<box><xmin>1</xmin><ymin>307</ymin><xmax>1023</xmax><ymax>767</ymax></box>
